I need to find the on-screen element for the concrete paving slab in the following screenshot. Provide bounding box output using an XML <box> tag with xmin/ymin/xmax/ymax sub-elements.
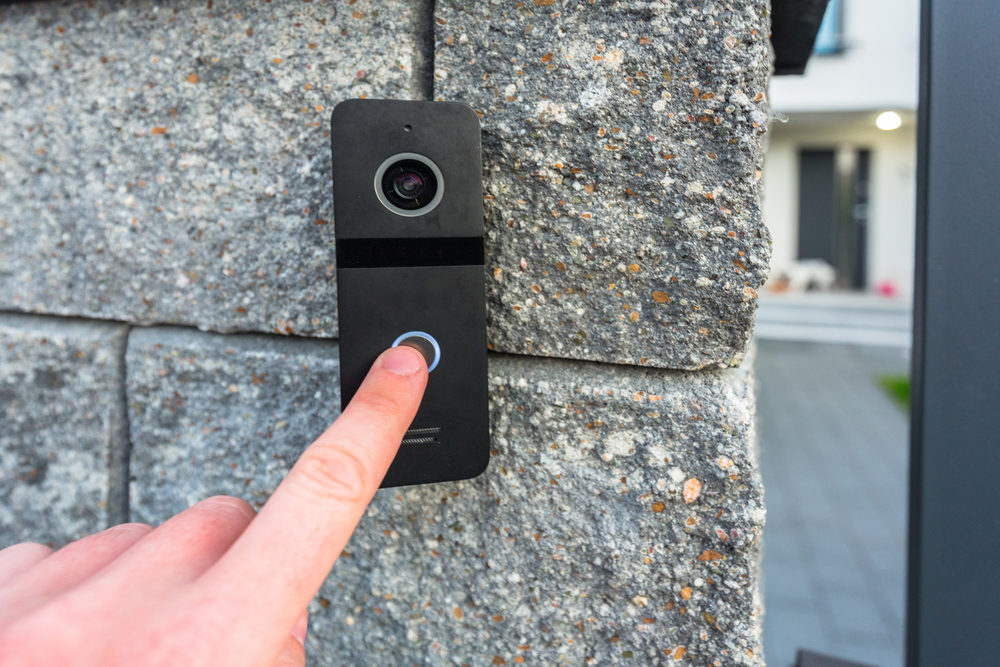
<box><xmin>758</xmin><ymin>341</ymin><xmax>908</xmax><ymax>667</ymax></box>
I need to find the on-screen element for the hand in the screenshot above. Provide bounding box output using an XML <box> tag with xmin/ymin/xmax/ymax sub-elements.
<box><xmin>0</xmin><ymin>346</ymin><xmax>429</xmax><ymax>667</ymax></box>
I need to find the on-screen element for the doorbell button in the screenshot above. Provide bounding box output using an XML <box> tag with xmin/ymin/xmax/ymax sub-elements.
<box><xmin>391</xmin><ymin>331</ymin><xmax>441</xmax><ymax>372</ymax></box>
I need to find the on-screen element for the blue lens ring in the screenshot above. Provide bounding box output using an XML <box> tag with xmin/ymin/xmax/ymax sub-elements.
<box><xmin>390</xmin><ymin>331</ymin><xmax>441</xmax><ymax>372</ymax></box>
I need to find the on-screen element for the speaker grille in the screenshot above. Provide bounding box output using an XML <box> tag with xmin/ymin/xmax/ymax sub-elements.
<box><xmin>402</xmin><ymin>426</ymin><xmax>441</xmax><ymax>445</ymax></box>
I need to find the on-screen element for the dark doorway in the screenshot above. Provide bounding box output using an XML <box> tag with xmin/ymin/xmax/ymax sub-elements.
<box><xmin>848</xmin><ymin>150</ymin><xmax>870</xmax><ymax>289</ymax></box>
<box><xmin>797</xmin><ymin>149</ymin><xmax>837</xmax><ymax>265</ymax></box>
<box><xmin>796</xmin><ymin>148</ymin><xmax>869</xmax><ymax>289</ymax></box>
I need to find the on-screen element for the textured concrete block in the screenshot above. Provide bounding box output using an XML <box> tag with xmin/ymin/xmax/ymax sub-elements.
<box><xmin>0</xmin><ymin>0</ymin><xmax>425</xmax><ymax>337</ymax></box>
<box><xmin>1</xmin><ymin>0</ymin><xmax>770</xmax><ymax>372</ymax></box>
<box><xmin>0</xmin><ymin>314</ymin><xmax>127</xmax><ymax>548</ymax></box>
<box><xmin>436</xmin><ymin>1</ymin><xmax>772</xmax><ymax>370</ymax></box>
<box><xmin>129</xmin><ymin>328</ymin><xmax>763</xmax><ymax>665</ymax></box>
<box><xmin>127</xmin><ymin>327</ymin><xmax>340</xmax><ymax>517</ymax></box>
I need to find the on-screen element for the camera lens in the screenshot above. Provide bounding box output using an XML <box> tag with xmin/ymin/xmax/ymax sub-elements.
<box><xmin>392</xmin><ymin>171</ymin><xmax>425</xmax><ymax>200</ymax></box>
<box><xmin>374</xmin><ymin>153</ymin><xmax>443</xmax><ymax>217</ymax></box>
<box><xmin>381</xmin><ymin>159</ymin><xmax>438</xmax><ymax>211</ymax></box>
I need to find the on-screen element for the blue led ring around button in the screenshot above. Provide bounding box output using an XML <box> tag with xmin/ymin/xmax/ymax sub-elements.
<box><xmin>391</xmin><ymin>331</ymin><xmax>441</xmax><ymax>372</ymax></box>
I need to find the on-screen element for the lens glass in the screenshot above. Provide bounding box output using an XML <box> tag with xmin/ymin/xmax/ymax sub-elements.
<box><xmin>381</xmin><ymin>159</ymin><xmax>438</xmax><ymax>211</ymax></box>
<box><xmin>393</xmin><ymin>172</ymin><xmax>425</xmax><ymax>199</ymax></box>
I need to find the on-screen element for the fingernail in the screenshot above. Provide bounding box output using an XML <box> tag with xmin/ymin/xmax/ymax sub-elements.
<box><xmin>381</xmin><ymin>346</ymin><xmax>424</xmax><ymax>376</ymax></box>
<box><xmin>292</xmin><ymin>612</ymin><xmax>308</xmax><ymax>646</ymax></box>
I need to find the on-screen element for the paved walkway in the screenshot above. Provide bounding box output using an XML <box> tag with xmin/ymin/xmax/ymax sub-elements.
<box><xmin>756</xmin><ymin>293</ymin><xmax>911</xmax><ymax>348</ymax></box>
<box><xmin>757</xmin><ymin>340</ymin><xmax>910</xmax><ymax>667</ymax></box>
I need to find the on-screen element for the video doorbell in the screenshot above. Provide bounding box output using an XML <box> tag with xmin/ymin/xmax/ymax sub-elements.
<box><xmin>331</xmin><ymin>99</ymin><xmax>489</xmax><ymax>487</ymax></box>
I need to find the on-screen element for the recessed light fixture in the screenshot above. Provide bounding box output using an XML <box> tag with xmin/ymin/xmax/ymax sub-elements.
<box><xmin>876</xmin><ymin>111</ymin><xmax>903</xmax><ymax>131</ymax></box>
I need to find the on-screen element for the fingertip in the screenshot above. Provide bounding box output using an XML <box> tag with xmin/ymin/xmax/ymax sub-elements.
<box><xmin>379</xmin><ymin>345</ymin><xmax>428</xmax><ymax>376</ymax></box>
<box><xmin>0</xmin><ymin>542</ymin><xmax>52</xmax><ymax>587</ymax></box>
<box><xmin>0</xmin><ymin>541</ymin><xmax>52</xmax><ymax>560</ymax></box>
<box><xmin>274</xmin><ymin>636</ymin><xmax>306</xmax><ymax>667</ymax></box>
<box><xmin>291</xmin><ymin>610</ymin><xmax>308</xmax><ymax>646</ymax></box>
<box><xmin>191</xmin><ymin>495</ymin><xmax>257</xmax><ymax>524</ymax></box>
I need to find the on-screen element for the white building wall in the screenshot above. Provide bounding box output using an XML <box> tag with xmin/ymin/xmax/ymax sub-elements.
<box><xmin>764</xmin><ymin>0</ymin><xmax>919</xmax><ymax>297</ymax></box>
<box><xmin>770</xmin><ymin>0</ymin><xmax>919</xmax><ymax>113</ymax></box>
<box><xmin>762</xmin><ymin>115</ymin><xmax>916</xmax><ymax>297</ymax></box>
<box><xmin>867</xmin><ymin>126</ymin><xmax>917</xmax><ymax>296</ymax></box>
<box><xmin>761</xmin><ymin>133</ymin><xmax>798</xmax><ymax>282</ymax></box>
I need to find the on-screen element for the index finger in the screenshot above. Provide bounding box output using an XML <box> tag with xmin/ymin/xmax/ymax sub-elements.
<box><xmin>197</xmin><ymin>345</ymin><xmax>427</xmax><ymax>658</ymax></box>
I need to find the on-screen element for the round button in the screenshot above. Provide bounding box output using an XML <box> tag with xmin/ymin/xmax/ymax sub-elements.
<box><xmin>391</xmin><ymin>331</ymin><xmax>441</xmax><ymax>372</ymax></box>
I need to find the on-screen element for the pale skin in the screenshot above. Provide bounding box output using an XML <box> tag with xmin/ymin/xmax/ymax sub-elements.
<box><xmin>0</xmin><ymin>345</ymin><xmax>429</xmax><ymax>667</ymax></box>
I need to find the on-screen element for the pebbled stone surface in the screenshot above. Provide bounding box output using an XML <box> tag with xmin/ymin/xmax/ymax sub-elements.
<box><xmin>0</xmin><ymin>314</ymin><xmax>127</xmax><ymax>548</ymax></box>
<box><xmin>127</xmin><ymin>327</ymin><xmax>341</xmax><ymax>518</ymax></box>
<box><xmin>0</xmin><ymin>0</ymin><xmax>425</xmax><ymax>338</ymax></box>
<box><xmin>0</xmin><ymin>1</ymin><xmax>771</xmax><ymax>371</ymax></box>
<box><xmin>435</xmin><ymin>1</ymin><xmax>772</xmax><ymax>370</ymax></box>
<box><xmin>129</xmin><ymin>327</ymin><xmax>764</xmax><ymax>666</ymax></box>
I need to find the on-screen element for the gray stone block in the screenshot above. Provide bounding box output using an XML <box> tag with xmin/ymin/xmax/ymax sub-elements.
<box><xmin>127</xmin><ymin>327</ymin><xmax>341</xmax><ymax>518</ymax></box>
<box><xmin>0</xmin><ymin>0</ymin><xmax>425</xmax><ymax>338</ymax></box>
<box><xmin>0</xmin><ymin>0</ymin><xmax>770</xmax><ymax>372</ymax></box>
<box><xmin>436</xmin><ymin>1</ymin><xmax>772</xmax><ymax>370</ymax></box>
<box><xmin>0</xmin><ymin>314</ymin><xmax>127</xmax><ymax>548</ymax></box>
<box><xmin>129</xmin><ymin>327</ymin><xmax>763</xmax><ymax>665</ymax></box>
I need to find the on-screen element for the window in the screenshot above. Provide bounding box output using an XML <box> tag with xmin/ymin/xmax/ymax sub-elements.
<box><xmin>813</xmin><ymin>0</ymin><xmax>844</xmax><ymax>55</ymax></box>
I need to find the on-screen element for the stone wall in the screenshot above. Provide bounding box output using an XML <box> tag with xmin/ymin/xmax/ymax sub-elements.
<box><xmin>0</xmin><ymin>1</ymin><xmax>770</xmax><ymax>664</ymax></box>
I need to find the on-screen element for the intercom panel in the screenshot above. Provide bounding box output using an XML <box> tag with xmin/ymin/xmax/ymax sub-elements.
<box><xmin>331</xmin><ymin>99</ymin><xmax>489</xmax><ymax>487</ymax></box>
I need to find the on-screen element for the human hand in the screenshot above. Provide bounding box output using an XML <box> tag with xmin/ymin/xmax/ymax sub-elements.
<box><xmin>0</xmin><ymin>345</ymin><xmax>429</xmax><ymax>667</ymax></box>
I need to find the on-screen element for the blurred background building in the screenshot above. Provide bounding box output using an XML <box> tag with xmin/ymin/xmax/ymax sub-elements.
<box><xmin>758</xmin><ymin>1</ymin><xmax>918</xmax><ymax>666</ymax></box>
<box><xmin>763</xmin><ymin>0</ymin><xmax>918</xmax><ymax>299</ymax></box>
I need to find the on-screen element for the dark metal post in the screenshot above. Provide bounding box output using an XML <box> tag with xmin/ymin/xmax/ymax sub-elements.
<box><xmin>908</xmin><ymin>1</ymin><xmax>1000</xmax><ymax>664</ymax></box>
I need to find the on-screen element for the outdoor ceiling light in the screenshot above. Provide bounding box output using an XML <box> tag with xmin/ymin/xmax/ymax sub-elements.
<box><xmin>876</xmin><ymin>110</ymin><xmax>903</xmax><ymax>131</ymax></box>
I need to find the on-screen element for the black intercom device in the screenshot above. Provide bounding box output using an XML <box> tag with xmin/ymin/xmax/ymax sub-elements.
<box><xmin>331</xmin><ymin>99</ymin><xmax>489</xmax><ymax>488</ymax></box>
